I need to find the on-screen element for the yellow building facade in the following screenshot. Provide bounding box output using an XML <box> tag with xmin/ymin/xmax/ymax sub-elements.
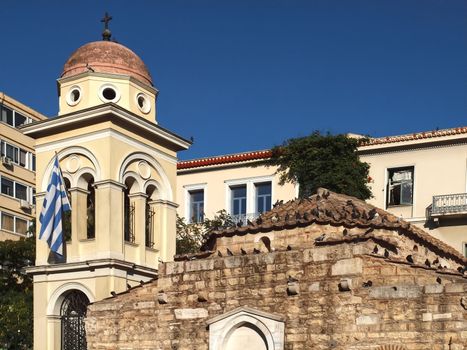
<box><xmin>23</xmin><ymin>37</ymin><xmax>190</xmax><ymax>349</ymax></box>
<box><xmin>0</xmin><ymin>93</ymin><xmax>46</xmax><ymax>241</ymax></box>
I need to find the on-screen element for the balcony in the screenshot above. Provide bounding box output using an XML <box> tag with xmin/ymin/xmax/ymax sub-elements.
<box><xmin>431</xmin><ymin>193</ymin><xmax>467</xmax><ymax>217</ymax></box>
<box><xmin>231</xmin><ymin>212</ymin><xmax>261</xmax><ymax>226</ymax></box>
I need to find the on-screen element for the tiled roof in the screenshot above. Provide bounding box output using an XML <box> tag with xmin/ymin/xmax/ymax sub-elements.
<box><xmin>177</xmin><ymin>150</ymin><xmax>272</xmax><ymax>170</ymax></box>
<box><xmin>200</xmin><ymin>189</ymin><xmax>467</xmax><ymax>267</ymax></box>
<box><xmin>361</xmin><ymin>126</ymin><xmax>467</xmax><ymax>146</ymax></box>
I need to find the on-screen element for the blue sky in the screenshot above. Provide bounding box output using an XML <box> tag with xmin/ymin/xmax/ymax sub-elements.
<box><xmin>1</xmin><ymin>1</ymin><xmax>466</xmax><ymax>159</ymax></box>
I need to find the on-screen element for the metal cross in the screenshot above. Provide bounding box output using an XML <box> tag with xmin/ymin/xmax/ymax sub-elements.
<box><xmin>101</xmin><ymin>12</ymin><xmax>112</xmax><ymax>30</ymax></box>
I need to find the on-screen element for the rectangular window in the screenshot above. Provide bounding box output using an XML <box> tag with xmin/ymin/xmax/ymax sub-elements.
<box><xmin>387</xmin><ymin>166</ymin><xmax>414</xmax><ymax>206</ymax></box>
<box><xmin>1</xmin><ymin>177</ymin><xmax>14</xmax><ymax>196</ymax></box>
<box><xmin>15</xmin><ymin>183</ymin><xmax>28</xmax><ymax>200</ymax></box>
<box><xmin>31</xmin><ymin>154</ymin><xmax>36</xmax><ymax>171</ymax></box>
<box><xmin>464</xmin><ymin>243</ymin><xmax>467</xmax><ymax>258</ymax></box>
<box><xmin>32</xmin><ymin>188</ymin><xmax>36</xmax><ymax>205</ymax></box>
<box><xmin>19</xmin><ymin>149</ymin><xmax>27</xmax><ymax>167</ymax></box>
<box><xmin>14</xmin><ymin>112</ymin><xmax>27</xmax><ymax>127</ymax></box>
<box><xmin>1</xmin><ymin>105</ymin><xmax>13</xmax><ymax>126</ymax></box>
<box><xmin>256</xmin><ymin>182</ymin><xmax>272</xmax><ymax>214</ymax></box>
<box><xmin>15</xmin><ymin>217</ymin><xmax>28</xmax><ymax>235</ymax></box>
<box><xmin>231</xmin><ymin>185</ymin><xmax>247</xmax><ymax>216</ymax></box>
<box><xmin>5</xmin><ymin>143</ymin><xmax>18</xmax><ymax>163</ymax></box>
<box><xmin>189</xmin><ymin>190</ymin><xmax>204</xmax><ymax>223</ymax></box>
<box><xmin>1</xmin><ymin>212</ymin><xmax>14</xmax><ymax>232</ymax></box>
<box><xmin>0</xmin><ymin>140</ymin><xmax>4</xmax><ymax>157</ymax></box>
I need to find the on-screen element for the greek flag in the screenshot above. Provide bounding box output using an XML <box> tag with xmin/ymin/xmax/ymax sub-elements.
<box><xmin>39</xmin><ymin>155</ymin><xmax>71</xmax><ymax>256</ymax></box>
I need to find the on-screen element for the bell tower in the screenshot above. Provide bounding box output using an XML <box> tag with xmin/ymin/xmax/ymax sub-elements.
<box><xmin>23</xmin><ymin>17</ymin><xmax>191</xmax><ymax>350</ymax></box>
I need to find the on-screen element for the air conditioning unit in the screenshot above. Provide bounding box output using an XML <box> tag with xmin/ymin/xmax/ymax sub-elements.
<box><xmin>1</xmin><ymin>156</ymin><xmax>12</xmax><ymax>166</ymax></box>
<box><xmin>20</xmin><ymin>200</ymin><xmax>32</xmax><ymax>210</ymax></box>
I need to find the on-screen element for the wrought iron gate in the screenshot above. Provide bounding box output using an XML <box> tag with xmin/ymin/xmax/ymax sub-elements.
<box><xmin>61</xmin><ymin>290</ymin><xmax>89</xmax><ymax>350</ymax></box>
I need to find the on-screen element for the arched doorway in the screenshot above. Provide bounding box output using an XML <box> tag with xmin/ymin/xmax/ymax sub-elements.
<box><xmin>60</xmin><ymin>290</ymin><xmax>89</xmax><ymax>350</ymax></box>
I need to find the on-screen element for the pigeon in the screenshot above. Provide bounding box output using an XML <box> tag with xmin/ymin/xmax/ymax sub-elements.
<box><xmin>288</xmin><ymin>275</ymin><xmax>299</xmax><ymax>283</ymax></box>
<box><xmin>127</xmin><ymin>283</ymin><xmax>131</xmax><ymax>290</ymax></box>
<box><xmin>433</xmin><ymin>258</ymin><xmax>439</xmax><ymax>265</ymax></box>
<box><xmin>226</xmin><ymin>248</ymin><xmax>234</xmax><ymax>256</ymax></box>
<box><xmin>236</xmin><ymin>221</ymin><xmax>243</xmax><ymax>227</ymax></box>
<box><xmin>256</xmin><ymin>217</ymin><xmax>263</xmax><ymax>225</ymax></box>
<box><xmin>286</xmin><ymin>245</ymin><xmax>292</xmax><ymax>251</ymax></box>
<box><xmin>368</xmin><ymin>208</ymin><xmax>377</xmax><ymax>219</ymax></box>
<box><xmin>240</xmin><ymin>248</ymin><xmax>247</xmax><ymax>255</ymax></box>
<box><xmin>217</xmin><ymin>251</ymin><xmax>222</xmax><ymax>257</ymax></box>
<box><xmin>436</xmin><ymin>277</ymin><xmax>442</xmax><ymax>284</ymax></box>
<box><xmin>110</xmin><ymin>291</ymin><xmax>117</xmax><ymax>297</ymax></box>
<box><xmin>253</xmin><ymin>248</ymin><xmax>260</xmax><ymax>254</ymax></box>
<box><xmin>86</xmin><ymin>63</ymin><xmax>95</xmax><ymax>72</ymax></box>
<box><xmin>315</xmin><ymin>234</ymin><xmax>326</xmax><ymax>242</ymax></box>
<box><xmin>362</xmin><ymin>280</ymin><xmax>373</xmax><ymax>288</ymax></box>
<box><xmin>247</xmin><ymin>219</ymin><xmax>254</xmax><ymax>226</ymax></box>
<box><xmin>343</xmin><ymin>228</ymin><xmax>348</xmax><ymax>236</ymax></box>
<box><xmin>271</xmin><ymin>214</ymin><xmax>279</xmax><ymax>223</ymax></box>
<box><xmin>372</xmin><ymin>245</ymin><xmax>379</xmax><ymax>254</ymax></box>
<box><xmin>424</xmin><ymin>259</ymin><xmax>431</xmax><ymax>268</ymax></box>
<box><xmin>384</xmin><ymin>249</ymin><xmax>389</xmax><ymax>258</ymax></box>
<box><xmin>406</xmin><ymin>255</ymin><xmax>414</xmax><ymax>264</ymax></box>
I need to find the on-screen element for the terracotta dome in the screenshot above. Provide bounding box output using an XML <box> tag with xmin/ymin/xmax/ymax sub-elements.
<box><xmin>61</xmin><ymin>41</ymin><xmax>153</xmax><ymax>86</ymax></box>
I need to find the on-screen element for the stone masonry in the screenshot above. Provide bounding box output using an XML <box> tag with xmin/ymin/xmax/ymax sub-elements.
<box><xmin>86</xmin><ymin>190</ymin><xmax>467</xmax><ymax>350</ymax></box>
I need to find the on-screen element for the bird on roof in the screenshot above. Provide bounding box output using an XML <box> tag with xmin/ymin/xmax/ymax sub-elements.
<box><xmin>240</xmin><ymin>248</ymin><xmax>247</xmax><ymax>255</ymax></box>
<box><xmin>226</xmin><ymin>248</ymin><xmax>233</xmax><ymax>256</ymax></box>
<box><xmin>372</xmin><ymin>245</ymin><xmax>379</xmax><ymax>254</ymax></box>
<box><xmin>217</xmin><ymin>251</ymin><xmax>222</xmax><ymax>257</ymax></box>
<box><xmin>86</xmin><ymin>63</ymin><xmax>95</xmax><ymax>72</ymax></box>
<box><xmin>253</xmin><ymin>248</ymin><xmax>260</xmax><ymax>254</ymax></box>
<box><xmin>236</xmin><ymin>221</ymin><xmax>243</xmax><ymax>227</ymax></box>
<box><xmin>406</xmin><ymin>255</ymin><xmax>414</xmax><ymax>264</ymax></box>
<box><xmin>315</xmin><ymin>234</ymin><xmax>326</xmax><ymax>242</ymax></box>
<box><xmin>256</xmin><ymin>217</ymin><xmax>263</xmax><ymax>225</ymax></box>
<box><xmin>368</xmin><ymin>208</ymin><xmax>377</xmax><ymax>220</ymax></box>
<box><xmin>247</xmin><ymin>219</ymin><xmax>254</xmax><ymax>226</ymax></box>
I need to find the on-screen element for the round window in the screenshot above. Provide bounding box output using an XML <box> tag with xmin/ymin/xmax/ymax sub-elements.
<box><xmin>136</xmin><ymin>93</ymin><xmax>151</xmax><ymax>114</ymax></box>
<box><xmin>66</xmin><ymin>86</ymin><xmax>82</xmax><ymax>106</ymax></box>
<box><xmin>98</xmin><ymin>84</ymin><xmax>120</xmax><ymax>103</ymax></box>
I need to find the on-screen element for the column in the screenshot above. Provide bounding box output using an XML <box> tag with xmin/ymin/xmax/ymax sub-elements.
<box><xmin>67</xmin><ymin>187</ymin><xmax>88</xmax><ymax>261</ymax></box>
<box><xmin>93</xmin><ymin>180</ymin><xmax>125</xmax><ymax>260</ymax></box>
<box><xmin>152</xmin><ymin>199</ymin><xmax>179</xmax><ymax>262</ymax></box>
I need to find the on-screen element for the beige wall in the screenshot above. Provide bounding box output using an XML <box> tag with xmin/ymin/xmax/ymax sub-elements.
<box><xmin>177</xmin><ymin>162</ymin><xmax>297</xmax><ymax>221</ymax></box>
<box><xmin>360</xmin><ymin>141</ymin><xmax>467</xmax><ymax>255</ymax></box>
<box><xmin>0</xmin><ymin>93</ymin><xmax>46</xmax><ymax>241</ymax></box>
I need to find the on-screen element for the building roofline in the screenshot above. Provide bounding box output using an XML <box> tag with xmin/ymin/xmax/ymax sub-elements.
<box><xmin>177</xmin><ymin>149</ymin><xmax>272</xmax><ymax>170</ymax></box>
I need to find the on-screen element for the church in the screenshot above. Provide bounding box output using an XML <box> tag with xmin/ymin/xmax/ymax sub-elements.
<box><xmin>22</xmin><ymin>19</ymin><xmax>466</xmax><ymax>350</ymax></box>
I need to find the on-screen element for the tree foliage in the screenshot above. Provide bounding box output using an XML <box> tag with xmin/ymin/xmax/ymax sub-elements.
<box><xmin>264</xmin><ymin>132</ymin><xmax>372</xmax><ymax>200</ymax></box>
<box><xmin>0</xmin><ymin>232</ymin><xmax>35</xmax><ymax>350</ymax></box>
<box><xmin>176</xmin><ymin>210</ymin><xmax>235</xmax><ymax>255</ymax></box>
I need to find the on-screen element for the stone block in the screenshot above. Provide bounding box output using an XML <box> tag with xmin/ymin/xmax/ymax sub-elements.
<box><xmin>185</xmin><ymin>259</ymin><xmax>214</xmax><ymax>272</ymax></box>
<box><xmin>174</xmin><ymin>308</ymin><xmax>208</xmax><ymax>319</ymax></box>
<box><xmin>223</xmin><ymin>256</ymin><xmax>243</xmax><ymax>268</ymax></box>
<box><xmin>308</xmin><ymin>282</ymin><xmax>320</xmax><ymax>292</ymax></box>
<box><xmin>422</xmin><ymin>313</ymin><xmax>433</xmax><ymax>322</ymax></box>
<box><xmin>445</xmin><ymin>283</ymin><xmax>464</xmax><ymax>293</ymax></box>
<box><xmin>424</xmin><ymin>284</ymin><xmax>443</xmax><ymax>294</ymax></box>
<box><xmin>369</xmin><ymin>285</ymin><xmax>422</xmax><ymax>299</ymax></box>
<box><xmin>356</xmin><ymin>315</ymin><xmax>379</xmax><ymax>325</ymax></box>
<box><xmin>165</xmin><ymin>261</ymin><xmax>185</xmax><ymax>275</ymax></box>
<box><xmin>433</xmin><ymin>313</ymin><xmax>452</xmax><ymax>320</ymax></box>
<box><xmin>331</xmin><ymin>258</ymin><xmax>362</xmax><ymax>276</ymax></box>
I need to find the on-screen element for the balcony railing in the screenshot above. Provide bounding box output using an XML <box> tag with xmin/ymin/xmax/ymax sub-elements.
<box><xmin>231</xmin><ymin>212</ymin><xmax>261</xmax><ymax>226</ymax></box>
<box><xmin>431</xmin><ymin>193</ymin><xmax>467</xmax><ymax>216</ymax></box>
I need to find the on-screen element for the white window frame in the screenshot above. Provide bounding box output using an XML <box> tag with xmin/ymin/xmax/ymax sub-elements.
<box><xmin>384</xmin><ymin>165</ymin><xmax>416</xmax><ymax>209</ymax></box>
<box><xmin>0</xmin><ymin>210</ymin><xmax>30</xmax><ymax>236</ymax></box>
<box><xmin>184</xmin><ymin>183</ymin><xmax>207</xmax><ymax>223</ymax></box>
<box><xmin>0</xmin><ymin>175</ymin><xmax>31</xmax><ymax>202</ymax></box>
<box><xmin>0</xmin><ymin>104</ymin><xmax>31</xmax><ymax>128</ymax></box>
<box><xmin>225</xmin><ymin>175</ymin><xmax>274</xmax><ymax>216</ymax></box>
<box><xmin>0</xmin><ymin>139</ymin><xmax>33</xmax><ymax>170</ymax></box>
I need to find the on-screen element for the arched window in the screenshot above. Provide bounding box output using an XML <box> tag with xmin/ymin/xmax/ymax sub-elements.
<box><xmin>86</xmin><ymin>177</ymin><xmax>95</xmax><ymax>239</ymax></box>
<box><xmin>145</xmin><ymin>184</ymin><xmax>157</xmax><ymax>248</ymax></box>
<box><xmin>63</xmin><ymin>178</ymin><xmax>72</xmax><ymax>242</ymax></box>
<box><xmin>123</xmin><ymin>178</ymin><xmax>136</xmax><ymax>243</ymax></box>
<box><xmin>60</xmin><ymin>290</ymin><xmax>89</xmax><ymax>350</ymax></box>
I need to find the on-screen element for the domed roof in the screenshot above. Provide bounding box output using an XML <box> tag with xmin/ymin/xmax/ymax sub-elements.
<box><xmin>61</xmin><ymin>41</ymin><xmax>153</xmax><ymax>86</ymax></box>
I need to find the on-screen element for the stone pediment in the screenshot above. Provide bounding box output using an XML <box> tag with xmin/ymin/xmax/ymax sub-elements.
<box><xmin>207</xmin><ymin>306</ymin><xmax>285</xmax><ymax>350</ymax></box>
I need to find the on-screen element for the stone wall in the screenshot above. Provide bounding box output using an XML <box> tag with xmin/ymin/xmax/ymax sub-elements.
<box><xmin>86</xmin><ymin>235</ymin><xmax>467</xmax><ymax>350</ymax></box>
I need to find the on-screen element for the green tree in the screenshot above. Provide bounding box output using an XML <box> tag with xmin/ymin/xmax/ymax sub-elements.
<box><xmin>176</xmin><ymin>210</ymin><xmax>234</xmax><ymax>254</ymax></box>
<box><xmin>264</xmin><ymin>132</ymin><xmax>372</xmax><ymax>199</ymax></box>
<box><xmin>0</xmin><ymin>232</ymin><xmax>35</xmax><ymax>350</ymax></box>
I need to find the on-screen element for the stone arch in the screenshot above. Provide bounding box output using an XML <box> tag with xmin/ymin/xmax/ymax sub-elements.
<box><xmin>47</xmin><ymin>282</ymin><xmax>95</xmax><ymax>316</ymax></box>
<box><xmin>41</xmin><ymin>146</ymin><xmax>101</xmax><ymax>192</ymax></box>
<box><xmin>73</xmin><ymin>167</ymin><xmax>97</xmax><ymax>189</ymax></box>
<box><xmin>208</xmin><ymin>307</ymin><xmax>284</xmax><ymax>350</ymax></box>
<box><xmin>144</xmin><ymin>179</ymin><xmax>163</xmax><ymax>200</ymax></box>
<box><xmin>123</xmin><ymin>171</ymin><xmax>144</xmax><ymax>194</ymax></box>
<box><xmin>118</xmin><ymin>152</ymin><xmax>172</xmax><ymax>201</ymax></box>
